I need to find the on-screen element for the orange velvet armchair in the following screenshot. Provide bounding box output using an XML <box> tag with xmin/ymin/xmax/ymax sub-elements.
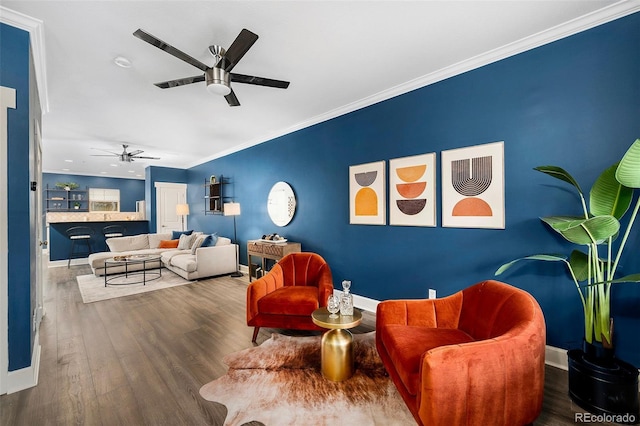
<box><xmin>246</xmin><ymin>252</ymin><xmax>334</xmax><ymax>342</ymax></box>
<box><xmin>376</xmin><ymin>280</ymin><xmax>546</xmax><ymax>426</ymax></box>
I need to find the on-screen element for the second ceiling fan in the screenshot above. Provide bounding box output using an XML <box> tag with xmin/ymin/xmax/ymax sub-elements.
<box><xmin>134</xmin><ymin>28</ymin><xmax>290</xmax><ymax>107</ymax></box>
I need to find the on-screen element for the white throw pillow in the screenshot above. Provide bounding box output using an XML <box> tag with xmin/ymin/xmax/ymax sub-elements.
<box><xmin>177</xmin><ymin>233</ymin><xmax>196</xmax><ymax>250</ymax></box>
<box><xmin>190</xmin><ymin>235</ymin><xmax>206</xmax><ymax>255</ymax></box>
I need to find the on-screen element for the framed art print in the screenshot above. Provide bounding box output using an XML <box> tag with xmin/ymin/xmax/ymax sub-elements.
<box><xmin>441</xmin><ymin>141</ymin><xmax>505</xmax><ymax>229</ymax></box>
<box><xmin>389</xmin><ymin>153</ymin><xmax>436</xmax><ymax>226</ymax></box>
<box><xmin>349</xmin><ymin>161</ymin><xmax>386</xmax><ymax>225</ymax></box>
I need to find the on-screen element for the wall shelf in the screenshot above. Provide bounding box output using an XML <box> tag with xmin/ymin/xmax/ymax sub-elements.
<box><xmin>204</xmin><ymin>175</ymin><xmax>229</xmax><ymax>215</ymax></box>
<box><xmin>45</xmin><ymin>184</ymin><xmax>89</xmax><ymax>212</ymax></box>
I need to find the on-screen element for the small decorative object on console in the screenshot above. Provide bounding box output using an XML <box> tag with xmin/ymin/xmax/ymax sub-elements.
<box><xmin>261</xmin><ymin>233</ymin><xmax>287</xmax><ymax>243</ymax></box>
<box><xmin>340</xmin><ymin>280</ymin><xmax>353</xmax><ymax>316</ymax></box>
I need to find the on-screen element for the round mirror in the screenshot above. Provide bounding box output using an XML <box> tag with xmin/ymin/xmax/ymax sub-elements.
<box><xmin>267</xmin><ymin>182</ymin><xmax>296</xmax><ymax>227</ymax></box>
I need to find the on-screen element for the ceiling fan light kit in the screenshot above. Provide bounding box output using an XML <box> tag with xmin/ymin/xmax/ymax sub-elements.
<box><xmin>206</xmin><ymin>67</ymin><xmax>231</xmax><ymax>96</ymax></box>
<box><xmin>133</xmin><ymin>28</ymin><xmax>289</xmax><ymax>107</ymax></box>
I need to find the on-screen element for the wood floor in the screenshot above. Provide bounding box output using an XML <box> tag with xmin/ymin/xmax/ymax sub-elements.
<box><xmin>0</xmin><ymin>263</ymin><xmax>622</xmax><ymax>425</ymax></box>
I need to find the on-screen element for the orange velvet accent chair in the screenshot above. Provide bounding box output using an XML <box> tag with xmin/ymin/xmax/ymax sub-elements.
<box><xmin>246</xmin><ymin>252</ymin><xmax>334</xmax><ymax>342</ymax></box>
<box><xmin>376</xmin><ymin>280</ymin><xmax>546</xmax><ymax>426</ymax></box>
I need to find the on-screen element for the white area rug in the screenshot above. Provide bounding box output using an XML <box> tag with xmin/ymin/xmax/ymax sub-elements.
<box><xmin>76</xmin><ymin>269</ymin><xmax>193</xmax><ymax>303</ymax></box>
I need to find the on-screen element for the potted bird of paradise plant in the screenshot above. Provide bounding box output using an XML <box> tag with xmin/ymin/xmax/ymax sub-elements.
<box><xmin>496</xmin><ymin>138</ymin><xmax>640</xmax><ymax>421</ymax></box>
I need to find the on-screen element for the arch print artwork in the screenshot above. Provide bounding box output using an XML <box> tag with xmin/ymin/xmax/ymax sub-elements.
<box><xmin>389</xmin><ymin>153</ymin><xmax>436</xmax><ymax>226</ymax></box>
<box><xmin>349</xmin><ymin>161</ymin><xmax>386</xmax><ymax>225</ymax></box>
<box><xmin>441</xmin><ymin>141</ymin><xmax>504</xmax><ymax>229</ymax></box>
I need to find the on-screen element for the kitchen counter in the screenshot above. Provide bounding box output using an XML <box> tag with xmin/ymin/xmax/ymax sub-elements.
<box><xmin>48</xmin><ymin>220</ymin><xmax>150</xmax><ymax>262</ymax></box>
<box><xmin>46</xmin><ymin>211</ymin><xmax>145</xmax><ymax>223</ymax></box>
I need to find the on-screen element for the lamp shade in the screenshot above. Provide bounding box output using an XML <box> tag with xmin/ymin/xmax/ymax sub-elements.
<box><xmin>176</xmin><ymin>204</ymin><xmax>190</xmax><ymax>216</ymax></box>
<box><xmin>223</xmin><ymin>202</ymin><xmax>241</xmax><ymax>216</ymax></box>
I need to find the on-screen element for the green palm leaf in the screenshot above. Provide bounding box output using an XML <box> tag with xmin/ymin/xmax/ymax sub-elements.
<box><xmin>541</xmin><ymin>216</ymin><xmax>586</xmax><ymax>232</ymax></box>
<box><xmin>616</xmin><ymin>139</ymin><xmax>640</xmax><ymax>188</ymax></box>
<box><xmin>569</xmin><ymin>250</ymin><xmax>589</xmax><ymax>282</ymax></box>
<box><xmin>555</xmin><ymin>215</ymin><xmax>620</xmax><ymax>245</ymax></box>
<box><xmin>590</xmin><ymin>163</ymin><xmax>632</xmax><ymax>219</ymax></box>
<box><xmin>534</xmin><ymin>166</ymin><xmax>583</xmax><ymax>195</ymax></box>
<box><xmin>583</xmin><ymin>273</ymin><xmax>640</xmax><ymax>287</ymax></box>
<box><xmin>495</xmin><ymin>254</ymin><xmax>568</xmax><ymax>276</ymax></box>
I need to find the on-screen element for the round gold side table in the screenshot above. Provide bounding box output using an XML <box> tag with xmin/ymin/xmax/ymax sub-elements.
<box><xmin>311</xmin><ymin>307</ymin><xmax>362</xmax><ymax>382</ymax></box>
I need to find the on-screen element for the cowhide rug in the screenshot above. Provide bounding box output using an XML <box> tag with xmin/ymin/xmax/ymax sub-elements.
<box><xmin>199</xmin><ymin>331</ymin><xmax>415</xmax><ymax>425</ymax></box>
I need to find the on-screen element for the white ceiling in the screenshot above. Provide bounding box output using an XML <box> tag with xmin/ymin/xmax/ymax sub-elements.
<box><xmin>3</xmin><ymin>0</ymin><xmax>634</xmax><ymax>179</ymax></box>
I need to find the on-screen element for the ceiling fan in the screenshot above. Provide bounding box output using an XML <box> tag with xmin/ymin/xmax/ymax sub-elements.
<box><xmin>133</xmin><ymin>28</ymin><xmax>290</xmax><ymax>107</ymax></box>
<box><xmin>91</xmin><ymin>144</ymin><xmax>160</xmax><ymax>163</ymax></box>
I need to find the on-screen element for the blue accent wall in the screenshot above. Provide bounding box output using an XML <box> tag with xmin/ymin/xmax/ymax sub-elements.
<box><xmin>186</xmin><ymin>13</ymin><xmax>640</xmax><ymax>365</ymax></box>
<box><xmin>1</xmin><ymin>23</ymin><xmax>33</xmax><ymax>371</ymax></box>
<box><xmin>43</xmin><ymin>173</ymin><xmax>145</xmax><ymax>211</ymax></box>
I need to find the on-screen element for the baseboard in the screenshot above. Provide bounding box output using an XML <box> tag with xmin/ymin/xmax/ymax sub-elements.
<box><xmin>546</xmin><ymin>345</ymin><xmax>568</xmax><ymax>370</ymax></box>
<box><xmin>333</xmin><ymin>289</ymin><xmax>379</xmax><ymax>313</ymax></box>
<box><xmin>6</xmin><ymin>338</ymin><xmax>40</xmax><ymax>394</ymax></box>
<box><xmin>48</xmin><ymin>258</ymin><xmax>88</xmax><ymax>268</ymax></box>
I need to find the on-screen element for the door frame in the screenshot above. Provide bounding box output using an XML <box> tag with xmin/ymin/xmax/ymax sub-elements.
<box><xmin>0</xmin><ymin>86</ymin><xmax>17</xmax><ymax>395</ymax></box>
<box><xmin>154</xmin><ymin>182</ymin><xmax>187</xmax><ymax>234</ymax></box>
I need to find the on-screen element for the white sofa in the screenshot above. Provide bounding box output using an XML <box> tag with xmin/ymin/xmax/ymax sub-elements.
<box><xmin>87</xmin><ymin>232</ymin><xmax>237</xmax><ymax>280</ymax></box>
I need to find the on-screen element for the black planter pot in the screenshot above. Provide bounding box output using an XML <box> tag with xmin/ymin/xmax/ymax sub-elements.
<box><xmin>568</xmin><ymin>349</ymin><xmax>640</xmax><ymax>425</ymax></box>
<box><xmin>582</xmin><ymin>340</ymin><xmax>615</xmax><ymax>365</ymax></box>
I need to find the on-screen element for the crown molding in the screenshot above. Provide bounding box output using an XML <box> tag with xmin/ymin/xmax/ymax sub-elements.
<box><xmin>0</xmin><ymin>6</ymin><xmax>49</xmax><ymax>113</ymax></box>
<box><xmin>188</xmin><ymin>0</ymin><xmax>640</xmax><ymax>168</ymax></box>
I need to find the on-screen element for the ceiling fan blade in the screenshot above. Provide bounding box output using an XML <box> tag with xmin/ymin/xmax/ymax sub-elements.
<box><xmin>90</xmin><ymin>154</ymin><xmax>118</xmax><ymax>157</ymax></box>
<box><xmin>225</xmin><ymin>89</ymin><xmax>241</xmax><ymax>107</ymax></box>
<box><xmin>231</xmin><ymin>73</ymin><xmax>290</xmax><ymax>89</ymax></box>
<box><xmin>128</xmin><ymin>150</ymin><xmax>144</xmax><ymax>156</ymax></box>
<box><xmin>219</xmin><ymin>29</ymin><xmax>258</xmax><ymax>72</ymax></box>
<box><xmin>133</xmin><ymin>156</ymin><xmax>161</xmax><ymax>160</ymax></box>
<box><xmin>91</xmin><ymin>148</ymin><xmax>120</xmax><ymax>155</ymax></box>
<box><xmin>133</xmin><ymin>29</ymin><xmax>209</xmax><ymax>72</ymax></box>
<box><xmin>155</xmin><ymin>74</ymin><xmax>205</xmax><ymax>89</ymax></box>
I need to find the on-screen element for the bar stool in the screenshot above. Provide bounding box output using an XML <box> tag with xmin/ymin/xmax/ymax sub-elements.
<box><xmin>103</xmin><ymin>225</ymin><xmax>126</xmax><ymax>239</ymax></box>
<box><xmin>103</xmin><ymin>225</ymin><xmax>126</xmax><ymax>252</ymax></box>
<box><xmin>66</xmin><ymin>226</ymin><xmax>94</xmax><ymax>268</ymax></box>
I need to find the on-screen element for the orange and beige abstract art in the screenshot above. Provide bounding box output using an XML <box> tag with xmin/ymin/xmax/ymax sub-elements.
<box><xmin>349</xmin><ymin>161</ymin><xmax>386</xmax><ymax>225</ymax></box>
<box><xmin>389</xmin><ymin>153</ymin><xmax>436</xmax><ymax>226</ymax></box>
<box><xmin>441</xmin><ymin>141</ymin><xmax>505</xmax><ymax>229</ymax></box>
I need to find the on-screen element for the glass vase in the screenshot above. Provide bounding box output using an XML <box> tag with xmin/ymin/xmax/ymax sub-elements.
<box><xmin>340</xmin><ymin>292</ymin><xmax>353</xmax><ymax>316</ymax></box>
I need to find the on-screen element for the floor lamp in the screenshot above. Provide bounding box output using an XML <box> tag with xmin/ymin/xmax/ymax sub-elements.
<box><xmin>176</xmin><ymin>203</ymin><xmax>189</xmax><ymax>231</ymax></box>
<box><xmin>224</xmin><ymin>202</ymin><xmax>243</xmax><ymax>277</ymax></box>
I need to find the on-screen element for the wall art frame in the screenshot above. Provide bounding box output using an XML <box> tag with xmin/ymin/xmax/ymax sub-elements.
<box><xmin>389</xmin><ymin>153</ymin><xmax>436</xmax><ymax>227</ymax></box>
<box><xmin>441</xmin><ymin>141</ymin><xmax>505</xmax><ymax>229</ymax></box>
<box><xmin>349</xmin><ymin>161</ymin><xmax>386</xmax><ymax>225</ymax></box>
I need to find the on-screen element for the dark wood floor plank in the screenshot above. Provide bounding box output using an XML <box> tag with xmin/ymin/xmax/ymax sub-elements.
<box><xmin>135</xmin><ymin>321</ymin><xmax>222</xmax><ymax>425</ymax></box>
<box><xmin>96</xmin><ymin>384</ymin><xmax>146</xmax><ymax>426</ymax></box>
<box><xmin>55</xmin><ymin>335</ymin><xmax>102</xmax><ymax>425</ymax></box>
<box><xmin>119</xmin><ymin>348</ymin><xmax>192</xmax><ymax>425</ymax></box>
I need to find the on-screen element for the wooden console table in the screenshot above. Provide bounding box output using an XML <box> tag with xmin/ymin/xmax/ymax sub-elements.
<box><xmin>247</xmin><ymin>240</ymin><xmax>301</xmax><ymax>281</ymax></box>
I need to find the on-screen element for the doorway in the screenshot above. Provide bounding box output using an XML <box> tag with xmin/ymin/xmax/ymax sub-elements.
<box><xmin>155</xmin><ymin>182</ymin><xmax>187</xmax><ymax>234</ymax></box>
